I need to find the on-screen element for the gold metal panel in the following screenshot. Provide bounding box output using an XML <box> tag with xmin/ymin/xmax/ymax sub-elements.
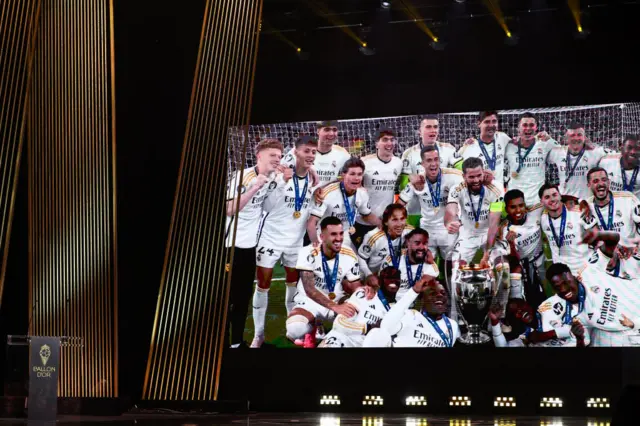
<box><xmin>143</xmin><ymin>0</ymin><xmax>263</xmax><ymax>400</ymax></box>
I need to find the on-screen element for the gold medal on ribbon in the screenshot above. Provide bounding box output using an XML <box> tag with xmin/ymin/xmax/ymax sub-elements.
<box><xmin>434</xmin><ymin>207</ymin><xmax>439</xmax><ymax>214</ymax></box>
<box><xmin>328</xmin><ymin>292</ymin><xmax>336</xmax><ymax>300</ymax></box>
<box><xmin>512</xmin><ymin>171</ymin><xmax>518</xmax><ymax>178</ymax></box>
<box><xmin>349</xmin><ymin>226</ymin><xmax>356</xmax><ymax>235</ymax></box>
<box><xmin>475</xmin><ymin>222</ymin><xmax>480</xmax><ymax>229</ymax></box>
<box><xmin>293</xmin><ymin>211</ymin><xmax>301</xmax><ymax>219</ymax></box>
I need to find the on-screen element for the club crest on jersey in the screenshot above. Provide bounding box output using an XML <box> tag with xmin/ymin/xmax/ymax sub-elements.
<box><xmin>269</xmin><ymin>181</ymin><xmax>277</xmax><ymax>190</ymax></box>
<box><xmin>393</xmin><ymin>170</ymin><xmax>398</xmax><ymax>176</ymax></box>
<box><xmin>362</xmin><ymin>245</ymin><xmax>372</xmax><ymax>254</ymax></box>
<box><xmin>591</xmin><ymin>286</ymin><xmax>600</xmax><ymax>294</ymax></box>
<box><xmin>307</xmin><ymin>253</ymin><xmax>315</xmax><ymax>263</ymax></box>
<box><xmin>538</xmin><ymin>148</ymin><xmax>543</xmax><ymax>154</ymax></box>
<box><xmin>403</xmin><ymin>159</ymin><xmax>410</xmax><ymax>167</ymax></box>
<box><xmin>332</xmin><ymin>160</ymin><xmax>337</xmax><ymax>168</ymax></box>
<box><xmin>616</xmin><ymin>210</ymin><xmax>622</xmax><ymax>218</ymax></box>
<box><xmin>567</xmin><ymin>223</ymin><xmax>574</xmax><ymax>229</ymax></box>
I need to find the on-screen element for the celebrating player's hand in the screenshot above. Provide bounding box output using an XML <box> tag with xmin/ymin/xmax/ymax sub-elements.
<box><xmin>579</xmin><ymin>200</ymin><xmax>592</xmax><ymax>222</ymax></box>
<box><xmin>506</xmin><ymin>230</ymin><xmax>518</xmax><ymax>243</ymax></box>
<box><xmin>365</xmin><ymin>275</ymin><xmax>380</xmax><ymax>292</ymax></box>
<box><xmin>571</xmin><ymin>318</ymin><xmax>586</xmax><ymax>340</ymax></box>
<box><xmin>535</xmin><ymin>131</ymin><xmax>550</xmax><ymax>141</ymax></box>
<box><xmin>313</xmin><ymin>187</ymin><xmax>325</xmax><ymax>204</ymax></box>
<box><xmin>412</xmin><ymin>276</ymin><xmax>433</xmax><ymax>293</ymax></box>
<box><xmin>464</xmin><ymin>137</ymin><xmax>475</xmax><ymax>146</ymax></box>
<box><xmin>581</xmin><ymin>228</ymin><xmax>599</xmax><ymax>246</ymax></box>
<box><xmin>482</xmin><ymin>169</ymin><xmax>494</xmax><ymax>185</ymax></box>
<box><xmin>584</xmin><ymin>139</ymin><xmax>596</xmax><ymax>151</ymax></box>
<box><xmin>479</xmin><ymin>253</ymin><xmax>490</xmax><ymax>269</ymax></box>
<box><xmin>255</xmin><ymin>174</ymin><xmax>270</xmax><ymax>189</ymax></box>
<box><xmin>363</xmin><ymin>285</ymin><xmax>377</xmax><ymax>300</ymax></box>
<box><xmin>309</xmin><ymin>168</ymin><xmax>320</xmax><ymax>186</ymax></box>
<box><xmin>331</xmin><ymin>302</ymin><xmax>358</xmax><ymax>318</ymax></box>
<box><xmin>410</xmin><ymin>174</ymin><xmax>426</xmax><ymax>191</ymax></box>
<box><xmin>620</xmin><ymin>313</ymin><xmax>635</xmax><ymax>329</ymax></box>
<box><xmin>282</xmin><ymin>167</ymin><xmax>294</xmax><ymax>182</ymax></box>
<box><xmin>615</xmin><ymin>245</ymin><xmax>633</xmax><ymax>260</ymax></box>
<box><xmin>426</xmin><ymin>249</ymin><xmax>435</xmax><ymax>265</ymax></box>
<box><xmin>488</xmin><ymin>305</ymin><xmax>502</xmax><ymax>326</ymax></box>
<box><xmin>446</xmin><ymin>220</ymin><xmax>461</xmax><ymax>234</ymax></box>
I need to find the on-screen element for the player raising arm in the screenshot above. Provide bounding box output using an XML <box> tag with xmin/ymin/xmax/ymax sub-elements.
<box><xmin>598</xmin><ymin>134</ymin><xmax>640</xmax><ymax>198</ymax></box>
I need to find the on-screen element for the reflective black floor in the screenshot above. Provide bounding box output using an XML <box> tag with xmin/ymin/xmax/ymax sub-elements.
<box><xmin>0</xmin><ymin>413</ymin><xmax>613</xmax><ymax>425</ymax></box>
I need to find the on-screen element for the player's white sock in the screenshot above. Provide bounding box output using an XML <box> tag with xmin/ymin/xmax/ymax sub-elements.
<box><xmin>285</xmin><ymin>315</ymin><xmax>311</xmax><ymax>341</ymax></box>
<box><xmin>285</xmin><ymin>282</ymin><xmax>297</xmax><ymax>314</ymax></box>
<box><xmin>362</xmin><ymin>328</ymin><xmax>392</xmax><ymax>347</ymax></box>
<box><xmin>252</xmin><ymin>287</ymin><xmax>269</xmax><ymax>338</ymax></box>
<box><xmin>510</xmin><ymin>273</ymin><xmax>523</xmax><ymax>299</ymax></box>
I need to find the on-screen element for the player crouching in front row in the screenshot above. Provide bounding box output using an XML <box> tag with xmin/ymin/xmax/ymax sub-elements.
<box><xmin>286</xmin><ymin>216</ymin><xmax>376</xmax><ymax>347</ymax></box>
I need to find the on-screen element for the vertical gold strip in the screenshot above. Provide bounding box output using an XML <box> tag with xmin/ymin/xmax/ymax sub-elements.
<box><xmin>26</xmin><ymin>0</ymin><xmax>117</xmax><ymax>397</ymax></box>
<box><xmin>142</xmin><ymin>0</ymin><xmax>264</xmax><ymax>400</ymax></box>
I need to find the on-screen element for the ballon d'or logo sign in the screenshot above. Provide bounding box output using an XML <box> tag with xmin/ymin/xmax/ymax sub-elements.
<box><xmin>39</xmin><ymin>344</ymin><xmax>51</xmax><ymax>366</ymax></box>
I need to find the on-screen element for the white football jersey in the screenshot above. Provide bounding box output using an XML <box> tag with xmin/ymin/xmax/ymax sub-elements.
<box><xmin>381</xmin><ymin>254</ymin><xmax>439</xmax><ymax>302</ymax></box>
<box><xmin>599</xmin><ymin>153</ymin><xmax>640</xmax><ymax>198</ymax></box>
<box><xmin>587</xmin><ymin>247</ymin><xmax>640</xmax><ymax>280</ymax></box>
<box><xmin>330</xmin><ymin>288</ymin><xmax>389</xmax><ymax>346</ymax></box>
<box><xmin>587</xmin><ymin>191</ymin><xmax>640</xmax><ymax>246</ymax></box>
<box><xmin>447</xmin><ymin>182</ymin><xmax>504</xmax><ymax>237</ymax></box>
<box><xmin>496</xmin><ymin>204</ymin><xmax>544</xmax><ymax>260</ymax></box>
<box><xmin>546</xmin><ymin>146</ymin><xmax>608</xmax><ymax>200</ymax></box>
<box><xmin>259</xmin><ymin>173</ymin><xmax>318</xmax><ymax>248</ymax></box>
<box><xmin>358</xmin><ymin>226</ymin><xmax>414</xmax><ymax>276</ymax></box>
<box><xmin>541</xmin><ymin>206</ymin><xmax>597</xmax><ymax>274</ymax></box>
<box><xmin>282</xmin><ymin>144</ymin><xmax>351</xmax><ymax>184</ymax></box>
<box><xmin>491</xmin><ymin>323</ymin><xmax>585</xmax><ymax>347</ymax></box>
<box><xmin>458</xmin><ymin>132</ymin><xmax>511</xmax><ymax>193</ymax></box>
<box><xmin>391</xmin><ymin>310</ymin><xmax>460</xmax><ymax>347</ymax></box>
<box><xmin>504</xmin><ymin>138</ymin><xmax>559</xmax><ymax>205</ymax></box>
<box><xmin>401</xmin><ymin>142</ymin><xmax>462</xmax><ymax>176</ymax></box>
<box><xmin>399</xmin><ymin>168</ymin><xmax>464</xmax><ymax>230</ymax></box>
<box><xmin>295</xmin><ymin>245</ymin><xmax>360</xmax><ymax>302</ymax></box>
<box><xmin>359</xmin><ymin>154</ymin><xmax>402</xmax><ymax>223</ymax></box>
<box><xmin>225</xmin><ymin>167</ymin><xmax>278</xmax><ymax>248</ymax></box>
<box><xmin>310</xmin><ymin>183</ymin><xmax>372</xmax><ymax>246</ymax></box>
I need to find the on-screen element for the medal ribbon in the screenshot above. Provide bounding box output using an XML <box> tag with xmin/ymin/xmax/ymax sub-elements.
<box><xmin>548</xmin><ymin>206</ymin><xmax>567</xmax><ymax>250</ymax></box>
<box><xmin>516</xmin><ymin>141</ymin><xmax>536</xmax><ymax>173</ymax></box>
<box><xmin>478</xmin><ymin>139</ymin><xmax>497</xmax><ymax>170</ymax></box>
<box><xmin>426</xmin><ymin>171</ymin><xmax>442</xmax><ymax>208</ymax></box>
<box><xmin>423</xmin><ymin>314</ymin><xmax>454</xmax><ymax>347</ymax></box>
<box><xmin>405</xmin><ymin>255</ymin><xmax>424</xmax><ymax>288</ymax></box>
<box><xmin>564</xmin><ymin>147</ymin><xmax>586</xmax><ymax>184</ymax></box>
<box><xmin>563</xmin><ymin>282</ymin><xmax>585</xmax><ymax>325</ymax></box>
<box><xmin>321</xmin><ymin>250</ymin><xmax>340</xmax><ymax>294</ymax></box>
<box><xmin>293</xmin><ymin>174</ymin><xmax>309</xmax><ymax>214</ymax></box>
<box><xmin>620</xmin><ymin>158</ymin><xmax>639</xmax><ymax>192</ymax></box>
<box><xmin>385</xmin><ymin>232</ymin><xmax>401</xmax><ymax>269</ymax></box>
<box><xmin>378</xmin><ymin>289</ymin><xmax>391</xmax><ymax>311</ymax></box>
<box><xmin>594</xmin><ymin>195</ymin><xmax>614</xmax><ymax>231</ymax></box>
<box><xmin>469</xmin><ymin>186</ymin><xmax>485</xmax><ymax>226</ymax></box>
<box><xmin>340</xmin><ymin>182</ymin><xmax>356</xmax><ymax>227</ymax></box>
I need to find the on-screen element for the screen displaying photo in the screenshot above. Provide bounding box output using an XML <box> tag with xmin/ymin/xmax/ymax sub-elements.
<box><xmin>225</xmin><ymin>102</ymin><xmax>640</xmax><ymax>348</ymax></box>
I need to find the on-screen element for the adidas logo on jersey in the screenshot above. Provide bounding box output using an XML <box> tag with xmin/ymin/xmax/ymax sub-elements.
<box><xmin>369</xmin><ymin>304</ymin><xmax>376</xmax><ymax>309</ymax></box>
<box><xmin>373</xmin><ymin>171</ymin><xmax>380</xmax><ymax>175</ymax></box>
<box><xmin>334</xmin><ymin>204</ymin><xmax>341</xmax><ymax>209</ymax></box>
<box><xmin>287</xmin><ymin>187</ymin><xmax>293</xmax><ymax>192</ymax></box>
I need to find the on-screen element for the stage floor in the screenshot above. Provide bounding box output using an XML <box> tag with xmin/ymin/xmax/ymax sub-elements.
<box><xmin>0</xmin><ymin>413</ymin><xmax>613</xmax><ymax>425</ymax></box>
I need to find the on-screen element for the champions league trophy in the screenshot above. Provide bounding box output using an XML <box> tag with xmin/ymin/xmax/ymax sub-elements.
<box><xmin>446</xmin><ymin>260</ymin><xmax>497</xmax><ymax>345</ymax></box>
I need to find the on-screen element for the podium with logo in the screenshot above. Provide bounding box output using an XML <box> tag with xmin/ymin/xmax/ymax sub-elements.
<box><xmin>6</xmin><ymin>335</ymin><xmax>83</xmax><ymax>421</ymax></box>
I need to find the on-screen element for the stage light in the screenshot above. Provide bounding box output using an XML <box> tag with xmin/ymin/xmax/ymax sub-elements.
<box><xmin>405</xmin><ymin>396</ymin><xmax>427</xmax><ymax>406</ymax></box>
<box><xmin>362</xmin><ymin>395</ymin><xmax>384</xmax><ymax>406</ymax></box>
<box><xmin>359</xmin><ymin>45</ymin><xmax>376</xmax><ymax>56</ymax></box>
<box><xmin>449</xmin><ymin>396</ymin><xmax>471</xmax><ymax>406</ymax></box>
<box><xmin>493</xmin><ymin>396</ymin><xmax>516</xmax><ymax>407</ymax></box>
<box><xmin>406</xmin><ymin>419</ymin><xmax>428</xmax><ymax>426</ymax></box>
<box><xmin>574</xmin><ymin>28</ymin><xmax>589</xmax><ymax>40</ymax></box>
<box><xmin>381</xmin><ymin>1</ymin><xmax>391</xmax><ymax>8</ymax></box>
<box><xmin>320</xmin><ymin>416</ymin><xmax>341</xmax><ymax>426</ymax></box>
<box><xmin>586</xmin><ymin>397</ymin><xmax>610</xmax><ymax>408</ymax></box>
<box><xmin>362</xmin><ymin>417</ymin><xmax>383</xmax><ymax>426</ymax></box>
<box><xmin>504</xmin><ymin>33</ymin><xmax>519</xmax><ymax>46</ymax></box>
<box><xmin>450</xmin><ymin>421</ymin><xmax>471</xmax><ymax>426</ymax></box>
<box><xmin>587</xmin><ymin>422</ymin><xmax>610</xmax><ymax>426</ymax></box>
<box><xmin>540</xmin><ymin>397</ymin><xmax>563</xmax><ymax>407</ymax></box>
<box><xmin>296</xmin><ymin>47</ymin><xmax>301</xmax><ymax>52</ymax></box>
<box><xmin>320</xmin><ymin>395</ymin><xmax>341</xmax><ymax>405</ymax></box>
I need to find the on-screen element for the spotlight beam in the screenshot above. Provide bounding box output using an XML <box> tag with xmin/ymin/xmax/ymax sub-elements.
<box><xmin>482</xmin><ymin>0</ymin><xmax>511</xmax><ymax>37</ymax></box>
<box><xmin>306</xmin><ymin>0</ymin><xmax>365</xmax><ymax>46</ymax></box>
<box><xmin>398</xmin><ymin>0</ymin><xmax>439</xmax><ymax>41</ymax></box>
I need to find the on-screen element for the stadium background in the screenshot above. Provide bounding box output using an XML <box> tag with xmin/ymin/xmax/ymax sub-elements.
<box><xmin>232</xmin><ymin>101</ymin><xmax>640</xmax><ymax>346</ymax></box>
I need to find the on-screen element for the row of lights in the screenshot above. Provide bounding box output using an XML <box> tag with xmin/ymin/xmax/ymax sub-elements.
<box><xmin>321</xmin><ymin>395</ymin><xmax>610</xmax><ymax>408</ymax></box>
<box><xmin>320</xmin><ymin>418</ymin><xmax>609</xmax><ymax>426</ymax></box>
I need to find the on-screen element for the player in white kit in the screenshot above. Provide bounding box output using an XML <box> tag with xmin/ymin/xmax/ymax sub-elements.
<box><xmin>282</xmin><ymin>120</ymin><xmax>350</xmax><ymax>185</ymax></box>
<box><xmin>504</xmin><ymin>112</ymin><xmax>559</xmax><ymax>206</ymax></box>
<box><xmin>250</xmin><ymin>136</ymin><xmax>318</xmax><ymax>347</ymax></box>
<box><xmin>539</xmin><ymin>183</ymin><xmax>597</xmax><ymax>274</ymax></box>
<box><xmin>458</xmin><ymin>111</ymin><xmax>511</xmax><ymax>193</ymax></box>
<box><xmin>356</xmin><ymin>127</ymin><xmax>403</xmax><ymax>246</ymax></box>
<box><xmin>545</xmin><ymin>122</ymin><xmax>610</xmax><ymax>201</ymax></box>
<box><xmin>358</xmin><ymin>204</ymin><xmax>413</xmax><ymax>278</ymax></box>
<box><xmin>319</xmin><ymin>266</ymin><xmax>400</xmax><ymax>348</ymax></box>
<box><xmin>583</xmin><ymin>229</ymin><xmax>640</xmax><ymax>280</ymax></box>
<box><xmin>598</xmin><ymin>135</ymin><xmax>640</xmax><ymax>198</ymax></box>
<box><xmin>362</xmin><ymin>276</ymin><xmax>460</xmax><ymax>347</ymax></box>
<box><xmin>308</xmin><ymin>157</ymin><xmax>381</xmax><ymax>249</ymax></box>
<box><xmin>586</xmin><ymin>167</ymin><xmax>640</xmax><ymax>247</ymax></box>
<box><xmin>400</xmin><ymin>115</ymin><xmax>462</xmax><ymax>228</ymax></box>
<box><xmin>492</xmin><ymin>189</ymin><xmax>547</xmax><ymax>309</ymax></box>
<box><xmin>286</xmin><ymin>217</ymin><xmax>372</xmax><ymax>346</ymax></box>
<box><xmin>379</xmin><ymin>228</ymin><xmax>439</xmax><ymax>303</ymax></box>
<box><xmin>398</xmin><ymin>145</ymin><xmax>464</xmax><ymax>263</ymax></box>
<box><xmin>546</xmin><ymin>262</ymin><xmax>640</xmax><ymax>347</ymax></box>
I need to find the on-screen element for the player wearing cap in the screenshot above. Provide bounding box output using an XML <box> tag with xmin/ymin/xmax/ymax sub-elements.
<box><xmin>358</xmin><ymin>204</ymin><xmax>413</xmax><ymax>278</ymax></box>
<box><xmin>282</xmin><ymin>120</ymin><xmax>350</xmax><ymax>185</ymax></box>
<box><xmin>539</xmin><ymin>183</ymin><xmax>597</xmax><ymax>275</ymax></box>
<box><xmin>318</xmin><ymin>266</ymin><xmax>400</xmax><ymax>348</ymax></box>
<box><xmin>285</xmin><ymin>217</ymin><xmax>369</xmax><ymax>345</ymax></box>
<box><xmin>362</xmin><ymin>276</ymin><xmax>460</xmax><ymax>348</ymax></box>
<box><xmin>504</xmin><ymin>112</ymin><xmax>559</xmax><ymax>206</ymax></box>
<box><xmin>225</xmin><ymin>139</ymin><xmax>283</xmax><ymax>348</ymax></box>
<box><xmin>598</xmin><ymin>134</ymin><xmax>640</xmax><ymax>198</ymax></box>
<box><xmin>399</xmin><ymin>115</ymin><xmax>462</xmax><ymax>227</ymax></box>
<box><xmin>458</xmin><ymin>111</ymin><xmax>511</xmax><ymax>193</ymax></box>
<box><xmin>354</xmin><ymin>127</ymin><xmax>403</xmax><ymax>246</ymax></box>
<box><xmin>545</xmin><ymin>122</ymin><xmax>610</xmax><ymax>201</ymax></box>
<box><xmin>307</xmin><ymin>157</ymin><xmax>380</xmax><ymax>249</ymax></box>
<box><xmin>379</xmin><ymin>228</ymin><xmax>439</xmax><ymax>303</ymax></box>
<box><xmin>398</xmin><ymin>145</ymin><xmax>463</xmax><ymax>263</ymax></box>
<box><xmin>250</xmin><ymin>136</ymin><xmax>319</xmax><ymax>348</ymax></box>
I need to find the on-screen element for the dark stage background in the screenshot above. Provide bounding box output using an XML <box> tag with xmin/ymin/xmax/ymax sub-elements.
<box><xmin>2</xmin><ymin>0</ymin><xmax>640</xmax><ymax>403</ymax></box>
